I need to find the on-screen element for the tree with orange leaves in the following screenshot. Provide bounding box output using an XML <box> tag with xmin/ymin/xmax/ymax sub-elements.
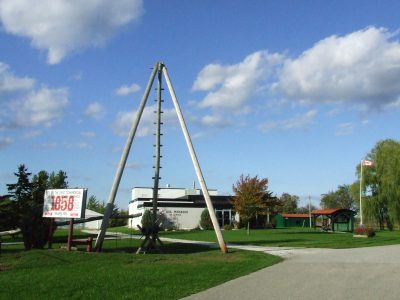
<box><xmin>232</xmin><ymin>174</ymin><xmax>275</xmax><ymax>234</ymax></box>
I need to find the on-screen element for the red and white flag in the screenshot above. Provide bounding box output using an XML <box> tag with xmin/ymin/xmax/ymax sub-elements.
<box><xmin>362</xmin><ymin>160</ymin><xmax>374</xmax><ymax>166</ymax></box>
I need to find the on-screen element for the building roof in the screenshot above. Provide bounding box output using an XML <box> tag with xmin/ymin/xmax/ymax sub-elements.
<box><xmin>85</xmin><ymin>209</ymin><xmax>103</xmax><ymax>217</ymax></box>
<box><xmin>136</xmin><ymin>195</ymin><xmax>232</xmax><ymax>209</ymax></box>
<box><xmin>282</xmin><ymin>213</ymin><xmax>310</xmax><ymax>218</ymax></box>
<box><xmin>311</xmin><ymin>209</ymin><xmax>354</xmax><ymax>215</ymax></box>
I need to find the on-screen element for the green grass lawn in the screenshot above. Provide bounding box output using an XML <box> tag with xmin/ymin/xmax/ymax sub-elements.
<box><xmin>111</xmin><ymin>227</ymin><xmax>400</xmax><ymax>249</ymax></box>
<box><xmin>0</xmin><ymin>235</ymin><xmax>281</xmax><ymax>300</ymax></box>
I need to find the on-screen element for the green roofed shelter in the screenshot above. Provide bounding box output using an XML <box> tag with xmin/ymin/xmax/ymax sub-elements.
<box><xmin>312</xmin><ymin>209</ymin><xmax>355</xmax><ymax>232</ymax></box>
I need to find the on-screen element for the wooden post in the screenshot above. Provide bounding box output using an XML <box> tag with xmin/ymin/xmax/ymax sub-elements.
<box><xmin>48</xmin><ymin>218</ymin><xmax>54</xmax><ymax>249</ymax></box>
<box><xmin>94</xmin><ymin>65</ymin><xmax>158</xmax><ymax>252</ymax></box>
<box><xmin>163</xmin><ymin>65</ymin><xmax>228</xmax><ymax>253</ymax></box>
<box><xmin>67</xmin><ymin>218</ymin><xmax>74</xmax><ymax>251</ymax></box>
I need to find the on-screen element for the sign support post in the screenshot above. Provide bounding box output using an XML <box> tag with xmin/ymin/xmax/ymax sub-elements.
<box><xmin>48</xmin><ymin>218</ymin><xmax>54</xmax><ymax>249</ymax></box>
<box><xmin>67</xmin><ymin>219</ymin><xmax>74</xmax><ymax>251</ymax></box>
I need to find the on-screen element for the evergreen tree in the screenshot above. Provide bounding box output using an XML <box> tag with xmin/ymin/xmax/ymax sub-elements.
<box><xmin>86</xmin><ymin>195</ymin><xmax>101</xmax><ymax>212</ymax></box>
<box><xmin>0</xmin><ymin>195</ymin><xmax>18</xmax><ymax>231</ymax></box>
<box><xmin>200</xmin><ymin>208</ymin><xmax>213</xmax><ymax>230</ymax></box>
<box><xmin>48</xmin><ymin>171</ymin><xmax>68</xmax><ymax>189</ymax></box>
<box><xmin>5</xmin><ymin>165</ymin><xmax>69</xmax><ymax>249</ymax></box>
<box><xmin>6</xmin><ymin>164</ymin><xmax>32</xmax><ymax>212</ymax></box>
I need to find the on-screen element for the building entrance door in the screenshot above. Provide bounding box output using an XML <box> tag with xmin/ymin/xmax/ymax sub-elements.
<box><xmin>216</xmin><ymin>209</ymin><xmax>232</xmax><ymax>228</ymax></box>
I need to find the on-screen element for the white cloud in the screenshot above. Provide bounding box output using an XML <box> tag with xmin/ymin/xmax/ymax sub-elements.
<box><xmin>0</xmin><ymin>137</ymin><xmax>13</xmax><ymax>148</ymax></box>
<box><xmin>13</xmin><ymin>87</ymin><xmax>69</xmax><ymax>127</ymax></box>
<box><xmin>23</xmin><ymin>130</ymin><xmax>42</xmax><ymax>139</ymax></box>
<box><xmin>191</xmin><ymin>132</ymin><xmax>206</xmax><ymax>140</ymax></box>
<box><xmin>125</xmin><ymin>162</ymin><xmax>145</xmax><ymax>170</ymax></box>
<box><xmin>259</xmin><ymin>110</ymin><xmax>317</xmax><ymax>132</ymax></box>
<box><xmin>67</xmin><ymin>142</ymin><xmax>91</xmax><ymax>149</ymax></box>
<box><xmin>200</xmin><ymin>114</ymin><xmax>232</xmax><ymax>128</ymax></box>
<box><xmin>387</xmin><ymin>98</ymin><xmax>400</xmax><ymax>108</ymax></box>
<box><xmin>33</xmin><ymin>142</ymin><xmax>58</xmax><ymax>149</ymax></box>
<box><xmin>33</xmin><ymin>141</ymin><xmax>91</xmax><ymax>149</ymax></box>
<box><xmin>72</xmin><ymin>72</ymin><xmax>83</xmax><ymax>81</ymax></box>
<box><xmin>193</xmin><ymin>51</ymin><xmax>284</xmax><ymax>112</ymax></box>
<box><xmin>0</xmin><ymin>0</ymin><xmax>144</xmax><ymax>64</ymax></box>
<box><xmin>335</xmin><ymin>122</ymin><xmax>354</xmax><ymax>136</ymax></box>
<box><xmin>0</xmin><ymin>62</ymin><xmax>35</xmax><ymax>93</ymax></box>
<box><xmin>81</xmin><ymin>131</ymin><xmax>96</xmax><ymax>138</ymax></box>
<box><xmin>326</xmin><ymin>108</ymin><xmax>341</xmax><ymax>117</ymax></box>
<box><xmin>85</xmin><ymin>102</ymin><xmax>105</xmax><ymax>119</ymax></box>
<box><xmin>114</xmin><ymin>83</ymin><xmax>141</xmax><ymax>96</ymax></box>
<box><xmin>112</xmin><ymin>105</ymin><xmax>177</xmax><ymax>136</ymax></box>
<box><xmin>0</xmin><ymin>62</ymin><xmax>70</xmax><ymax>129</ymax></box>
<box><xmin>275</xmin><ymin>27</ymin><xmax>400</xmax><ymax>110</ymax></box>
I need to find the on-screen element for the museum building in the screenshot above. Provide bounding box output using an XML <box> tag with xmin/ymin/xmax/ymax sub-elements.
<box><xmin>128</xmin><ymin>186</ymin><xmax>235</xmax><ymax>230</ymax></box>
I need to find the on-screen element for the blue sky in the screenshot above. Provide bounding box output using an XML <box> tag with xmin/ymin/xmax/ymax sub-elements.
<box><xmin>1</xmin><ymin>0</ymin><xmax>400</xmax><ymax>209</ymax></box>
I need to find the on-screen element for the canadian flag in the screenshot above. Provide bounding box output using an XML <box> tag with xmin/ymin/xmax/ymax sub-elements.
<box><xmin>362</xmin><ymin>160</ymin><xmax>374</xmax><ymax>166</ymax></box>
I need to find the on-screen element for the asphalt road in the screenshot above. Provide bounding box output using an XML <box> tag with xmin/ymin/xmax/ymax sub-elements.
<box><xmin>182</xmin><ymin>244</ymin><xmax>400</xmax><ymax>300</ymax></box>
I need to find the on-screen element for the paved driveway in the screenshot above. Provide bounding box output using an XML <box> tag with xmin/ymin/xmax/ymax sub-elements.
<box><xmin>182</xmin><ymin>244</ymin><xmax>400</xmax><ymax>300</ymax></box>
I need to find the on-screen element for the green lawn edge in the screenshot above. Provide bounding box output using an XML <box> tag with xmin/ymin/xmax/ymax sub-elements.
<box><xmin>0</xmin><ymin>239</ymin><xmax>282</xmax><ymax>300</ymax></box>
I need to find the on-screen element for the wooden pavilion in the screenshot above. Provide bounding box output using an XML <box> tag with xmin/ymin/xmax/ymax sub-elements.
<box><xmin>311</xmin><ymin>209</ymin><xmax>355</xmax><ymax>232</ymax></box>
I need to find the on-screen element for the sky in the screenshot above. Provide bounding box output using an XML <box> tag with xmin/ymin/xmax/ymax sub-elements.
<box><xmin>1</xmin><ymin>0</ymin><xmax>400</xmax><ymax>209</ymax></box>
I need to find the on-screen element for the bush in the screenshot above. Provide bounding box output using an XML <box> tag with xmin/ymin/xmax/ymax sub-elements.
<box><xmin>200</xmin><ymin>209</ymin><xmax>213</xmax><ymax>230</ymax></box>
<box><xmin>354</xmin><ymin>226</ymin><xmax>376</xmax><ymax>237</ymax></box>
<box><xmin>20</xmin><ymin>204</ymin><xmax>54</xmax><ymax>249</ymax></box>
<box><xmin>141</xmin><ymin>209</ymin><xmax>154</xmax><ymax>229</ymax></box>
<box><xmin>223</xmin><ymin>224</ymin><xmax>233</xmax><ymax>230</ymax></box>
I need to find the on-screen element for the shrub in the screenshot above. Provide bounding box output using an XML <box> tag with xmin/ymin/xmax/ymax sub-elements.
<box><xmin>223</xmin><ymin>224</ymin><xmax>233</xmax><ymax>230</ymax></box>
<box><xmin>141</xmin><ymin>209</ymin><xmax>154</xmax><ymax>228</ymax></box>
<box><xmin>354</xmin><ymin>226</ymin><xmax>376</xmax><ymax>237</ymax></box>
<box><xmin>200</xmin><ymin>209</ymin><xmax>213</xmax><ymax>230</ymax></box>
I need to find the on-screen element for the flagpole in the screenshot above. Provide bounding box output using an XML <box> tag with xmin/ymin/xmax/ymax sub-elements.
<box><xmin>308</xmin><ymin>195</ymin><xmax>312</xmax><ymax>228</ymax></box>
<box><xmin>359</xmin><ymin>160</ymin><xmax>363</xmax><ymax>226</ymax></box>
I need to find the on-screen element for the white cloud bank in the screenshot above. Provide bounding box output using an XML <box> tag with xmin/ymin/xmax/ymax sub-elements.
<box><xmin>0</xmin><ymin>62</ymin><xmax>69</xmax><ymax>129</ymax></box>
<box><xmin>13</xmin><ymin>88</ymin><xmax>69</xmax><ymax>127</ymax></box>
<box><xmin>193</xmin><ymin>51</ymin><xmax>284</xmax><ymax>112</ymax></box>
<box><xmin>192</xmin><ymin>27</ymin><xmax>400</xmax><ymax>134</ymax></box>
<box><xmin>275</xmin><ymin>27</ymin><xmax>400</xmax><ymax>109</ymax></box>
<box><xmin>0</xmin><ymin>0</ymin><xmax>144</xmax><ymax>64</ymax></box>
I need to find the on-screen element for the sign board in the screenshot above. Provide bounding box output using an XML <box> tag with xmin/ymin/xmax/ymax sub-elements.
<box><xmin>43</xmin><ymin>189</ymin><xmax>87</xmax><ymax>219</ymax></box>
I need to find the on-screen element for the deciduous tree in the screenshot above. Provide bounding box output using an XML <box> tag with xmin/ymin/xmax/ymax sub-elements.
<box><xmin>279</xmin><ymin>193</ymin><xmax>299</xmax><ymax>213</ymax></box>
<box><xmin>320</xmin><ymin>185</ymin><xmax>355</xmax><ymax>210</ymax></box>
<box><xmin>359</xmin><ymin>139</ymin><xmax>400</xmax><ymax>230</ymax></box>
<box><xmin>232</xmin><ymin>174</ymin><xmax>275</xmax><ymax>233</ymax></box>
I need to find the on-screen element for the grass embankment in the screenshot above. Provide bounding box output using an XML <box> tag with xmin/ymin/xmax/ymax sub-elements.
<box><xmin>0</xmin><ymin>234</ymin><xmax>281</xmax><ymax>300</ymax></box>
<box><xmin>112</xmin><ymin>227</ymin><xmax>400</xmax><ymax>249</ymax></box>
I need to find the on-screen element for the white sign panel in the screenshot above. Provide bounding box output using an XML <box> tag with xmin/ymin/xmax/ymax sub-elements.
<box><xmin>43</xmin><ymin>189</ymin><xmax>87</xmax><ymax>219</ymax></box>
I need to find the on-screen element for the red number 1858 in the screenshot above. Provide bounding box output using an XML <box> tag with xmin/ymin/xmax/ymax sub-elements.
<box><xmin>51</xmin><ymin>195</ymin><xmax>74</xmax><ymax>211</ymax></box>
